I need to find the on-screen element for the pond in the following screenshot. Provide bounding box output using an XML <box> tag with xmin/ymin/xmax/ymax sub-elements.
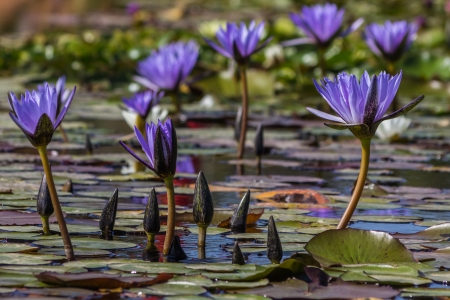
<box><xmin>1</xmin><ymin>0</ymin><xmax>450</xmax><ymax>298</ymax></box>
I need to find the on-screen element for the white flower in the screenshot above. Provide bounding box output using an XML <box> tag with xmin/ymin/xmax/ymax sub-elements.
<box><xmin>264</xmin><ymin>44</ymin><xmax>284</xmax><ymax>67</ymax></box>
<box><xmin>375</xmin><ymin>115</ymin><xmax>411</xmax><ymax>141</ymax></box>
<box><xmin>121</xmin><ymin>105</ymin><xmax>169</xmax><ymax>130</ymax></box>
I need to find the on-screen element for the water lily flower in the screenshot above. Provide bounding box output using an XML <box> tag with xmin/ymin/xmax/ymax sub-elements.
<box><xmin>120</xmin><ymin>119</ymin><xmax>177</xmax><ymax>179</ymax></box>
<box><xmin>204</xmin><ymin>21</ymin><xmax>272</xmax><ymax>65</ymax></box>
<box><xmin>364</xmin><ymin>21</ymin><xmax>417</xmax><ymax>62</ymax></box>
<box><xmin>375</xmin><ymin>115</ymin><xmax>412</xmax><ymax>141</ymax></box>
<box><xmin>119</xmin><ymin>119</ymin><xmax>177</xmax><ymax>256</ymax></box>
<box><xmin>122</xmin><ymin>90</ymin><xmax>164</xmax><ymax>119</ymax></box>
<box><xmin>37</xmin><ymin>76</ymin><xmax>70</xmax><ymax>114</ymax></box>
<box><xmin>121</xmin><ymin>90</ymin><xmax>164</xmax><ymax>134</ymax></box>
<box><xmin>7</xmin><ymin>84</ymin><xmax>76</xmax><ymax>260</ymax></box>
<box><xmin>136</xmin><ymin>41</ymin><xmax>198</xmax><ymax>91</ymax></box>
<box><xmin>308</xmin><ymin>70</ymin><xmax>424</xmax><ymax>230</ymax></box>
<box><xmin>307</xmin><ymin>71</ymin><xmax>423</xmax><ymax>140</ymax></box>
<box><xmin>8</xmin><ymin>84</ymin><xmax>76</xmax><ymax>147</ymax></box>
<box><xmin>205</xmin><ymin>21</ymin><xmax>271</xmax><ymax>159</ymax></box>
<box><xmin>284</xmin><ymin>3</ymin><xmax>363</xmax><ymax>47</ymax></box>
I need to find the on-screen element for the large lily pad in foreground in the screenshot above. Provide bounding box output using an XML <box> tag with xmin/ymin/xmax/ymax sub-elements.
<box><xmin>305</xmin><ymin>229</ymin><xmax>415</xmax><ymax>266</ymax></box>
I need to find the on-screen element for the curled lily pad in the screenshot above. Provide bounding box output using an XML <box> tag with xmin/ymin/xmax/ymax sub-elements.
<box><xmin>305</xmin><ymin>229</ymin><xmax>415</xmax><ymax>266</ymax></box>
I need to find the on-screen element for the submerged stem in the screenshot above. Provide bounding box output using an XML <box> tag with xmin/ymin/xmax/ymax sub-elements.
<box><xmin>336</xmin><ymin>138</ymin><xmax>371</xmax><ymax>229</ymax></box>
<box><xmin>36</xmin><ymin>146</ymin><xmax>75</xmax><ymax>261</ymax></box>
<box><xmin>237</xmin><ymin>65</ymin><xmax>249</xmax><ymax>159</ymax></box>
<box><xmin>163</xmin><ymin>177</ymin><xmax>176</xmax><ymax>256</ymax></box>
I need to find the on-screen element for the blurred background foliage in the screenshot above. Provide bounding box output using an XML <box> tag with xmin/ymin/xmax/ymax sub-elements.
<box><xmin>0</xmin><ymin>0</ymin><xmax>449</xmax><ymax>91</ymax></box>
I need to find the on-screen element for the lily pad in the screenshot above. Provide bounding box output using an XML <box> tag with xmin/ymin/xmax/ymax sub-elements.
<box><xmin>305</xmin><ymin>229</ymin><xmax>415</xmax><ymax>266</ymax></box>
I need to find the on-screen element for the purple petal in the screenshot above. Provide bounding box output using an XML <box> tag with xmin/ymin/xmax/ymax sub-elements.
<box><xmin>119</xmin><ymin>140</ymin><xmax>153</xmax><ymax>170</ymax></box>
<box><xmin>306</xmin><ymin>107</ymin><xmax>346</xmax><ymax>123</ymax></box>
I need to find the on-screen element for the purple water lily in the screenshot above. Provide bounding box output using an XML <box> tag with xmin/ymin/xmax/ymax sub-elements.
<box><xmin>37</xmin><ymin>76</ymin><xmax>70</xmax><ymax>114</ymax></box>
<box><xmin>307</xmin><ymin>71</ymin><xmax>424</xmax><ymax>139</ymax></box>
<box><xmin>364</xmin><ymin>20</ymin><xmax>417</xmax><ymax>62</ymax></box>
<box><xmin>204</xmin><ymin>21</ymin><xmax>272</xmax><ymax>64</ymax></box>
<box><xmin>137</xmin><ymin>41</ymin><xmax>198</xmax><ymax>91</ymax></box>
<box><xmin>122</xmin><ymin>90</ymin><xmax>164</xmax><ymax>119</ymax></box>
<box><xmin>120</xmin><ymin>119</ymin><xmax>177</xmax><ymax>179</ymax></box>
<box><xmin>8</xmin><ymin>84</ymin><xmax>76</xmax><ymax>146</ymax></box>
<box><xmin>284</xmin><ymin>3</ymin><xmax>363</xmax><ymax>47</ymax></box>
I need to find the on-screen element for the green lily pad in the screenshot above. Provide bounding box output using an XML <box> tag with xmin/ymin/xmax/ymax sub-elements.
<box><xmin>0</xmin><ymin>243</ymin><xmax>38</xmax><ymax>253</ymax></box>
<box><xmin>394</xmin><ymin>223</ymin><xmax>450</xmax><ymax>240</ymax></box>
<box><xmin>305</xmin><ymin>229</ymin><xmax>415</xmax><ymax>266</ymax></box>
<box><xmin>211</xmin><ymin>279</ymin><xmax>269</xmax><ymax>290</ymax></box>
<box><xmin>369</xmin><ymin>274</ymin><xmax>432</xmax><ymax>285</ymax></box>
<box><xmin>226</xmin><ymin>233</ymin><xmax>313</xmax><ymax>243</ymax></box>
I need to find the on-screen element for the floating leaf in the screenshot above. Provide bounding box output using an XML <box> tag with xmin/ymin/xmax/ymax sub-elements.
<box><xmin>305</xmin><ymin>229</ymin><xmax>415</xmax><ymax>266</ymax></box>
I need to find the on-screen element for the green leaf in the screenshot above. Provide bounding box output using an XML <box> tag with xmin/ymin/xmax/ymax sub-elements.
<box><xmin>305</xmin><ymin>229</ymin><xmax>415</xmax><ymax>266</ymax></box>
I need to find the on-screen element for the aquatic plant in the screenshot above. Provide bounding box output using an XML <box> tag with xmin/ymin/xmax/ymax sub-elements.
<box><xmin>8</xmin><ymin>84</ymin><xmax>76</xmax><ymax>260</ymax></box>
<box><xmin>375</xmin><ymin>116</ymin><xmax>412</xmax><ymax>142</ymax></box>
<box><xmin>307</xmin><ymin>71</ymin><xmax>424</xmax><ymax>229</ymax></box>
<box><xmin>364</xmin><ymin>20</ymin><xmax>417</xmax><ymax>66</ymax></box>
<box><xmin>121</xmin><ymin>90</ymin><xmax>164</xmax><ymax>135</ymax></box>
<box><xmin>37</xmin><ymin>174</ymin><xmax>53</xmax><ymax>236</ymax></box>
<box><xmin>119</xmin><ymin>119</ymin><xmax>177</xmax><ymax>256</ymax></box>
<box><xmin>37</xmin><ymin>76</ymin><xmax>71</xmax><ymax>142</ymax></box>
<box><xmin>285</xmin><ymin>3</ymin><xmax>363</xmax><ymax>76</ymax></box>
<box><xmin>205</xmin><ymin>21</ymin><xmax>271</xmax><ymax>159</ymax></box>
<box><xmin>136</xmin><ymin>41</ymin><xmax>199</xmax><ymax>113</ymax></box>
<box><xmin>192</xmin><ymin>171</ymin><xmax>214</xmax><ymax>249</ymax></box>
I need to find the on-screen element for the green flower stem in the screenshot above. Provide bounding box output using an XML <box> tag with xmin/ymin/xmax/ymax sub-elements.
<box><xmin>40</xmin><ymin>216</ymin><xmax>51</xmax><ymax>236</ymax></box>
<box><xmin>237</xmin><ymin>64</ymin><xmax>249</xmax><ymax>159</ymax></box>
<box><xmin>387</xmin><ymin>61</ymin><xmax>398</xmax><ymax>111</ymax></box>
<box><xmin>336</xmin><ymin>138</ymin><xmax>371</xmax><ymax>229</ymax></box>
<box><xmin>197</xmin><ymin>226</ymin><xmax>207</xmax><ymax>247</ymax></box>
<box><xmin>318</xmin><ymin>47</ymin><xmax>327</xmax><ymax>79</ymax></box>
<box><xmin>36</xmin><ymin>146</ymin><xmax>75</xmax><ymax>261</ymax></box>
<box><xmin>162</xmin><ymin>176</ymin><xmax>176</xmax><ymax>256</ymax></box>
<box><xmin>146</xmin><ymin>233</ymin><xmax>155</xmax><ymax>244</ymax></box>
<box><xmin>58</xmin><ymin>125</ymin><xmax>69</xmax><ymax>143</ymax></box>
<box><xmin>170</xmin><ymin>89</ymin><xmax>181</xmax><ymax>115</ymax></box>
<box><xmin>135</xmin><ymin>114</ymin><xmax>146</xmax><ymax>137</ymax></box>
<box><xmin>317</xmin><ymin>47</ymin><xmax>330</xmax><ymax>113</ymax></box>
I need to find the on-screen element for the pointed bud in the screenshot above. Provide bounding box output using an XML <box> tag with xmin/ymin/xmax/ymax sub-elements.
<box><xmin>267</xmin><ymin>215</ymin><xmax>283</xmax><ymax>264</ymax></box>
<box><xmin>230</xmin><ymin>190</ymin><xmax>250</xmax><ymax>230</ymax></box>
<box><xmin>37</xmin><ymin>173</ymin><xmax>54</xmax><ymax>217</ymax></box>
<box><xmin>254</xmin><ymin>124</ymin><xmax>264</xmax><ymax>157</ymax></box>
<box><xmin>232</xmin><ymin>241</ymin><xmax>246</xmax><ymax>265</ymax></box>
<box><xmin>143</xmin><ymin>188</ymin><xmax>160</xmax><ymax>235</ymax></box>
<box><xmin>85</xmin><ymin>134</ymin><xmax>93</xmax><ymax>155</ymax></box>
<box><xmin>99</xmin><ymin>189</ymin><xmax>119</xmax><ymax>234</ymax></box>
<box><xmin>62</xmin><ymin>179</ymin><xmax>73</xmax><ymax>193</ymax></box>
<box><xmin>154</xmin><ymin>127</ymin><xmax>171</xmax><ymax>178</ymax></box>
<box><xmin>168</xmin><ymin>235</ymin><xmax>187</xmax><ymax>261</ymax></box>
<box><xmin>193</xmin><ymin>171</ymin><xmax>214</xmax><ymax>227</ymax></box>
<box><xmin>234</xmin><ymin>106</ymin><xmax>243</xmax><ymax>143</ymax></box>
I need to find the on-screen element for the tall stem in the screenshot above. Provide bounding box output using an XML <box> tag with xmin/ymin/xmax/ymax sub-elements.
<box><xmin>336</xmin><ymin>138</ymin><xmax>371</xmax><ymax>229</ymax></box>
<box><xmin>171</xmin><ymin>89</ymin><xmax>181</xmax><ymax>115</ymax></box>
<box><xmin>36</xmin><ymin>146</ymin><xmax>75</xmax><ymax>261</ymax></box>
<box><xmin>163</xmin><ymin>177</ymin><xmax>175</xmax><ymax>256</ymax></box>
<box><xmin>237</xmin><ymin>65</ymin><xmax>249</xmax><ymax>159</ymax></box>
<box><xmin>387</xmin><ymin>61</ymin><xmax>398</xmax><ymax>111</ymax></box>
<box><xmin>317</xmin><ymin>47</ymin><xmax>330</xmax><ymax>113</ymax></box>
<box><xmin>318</xmin><ymin>47</ymin><xmax>326</xmax><ymax>79</ymax></box>
<box><xmin>58</xmin><ymin>125</ymin><xmax>69</xmax><ymax>143</ymax></box>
